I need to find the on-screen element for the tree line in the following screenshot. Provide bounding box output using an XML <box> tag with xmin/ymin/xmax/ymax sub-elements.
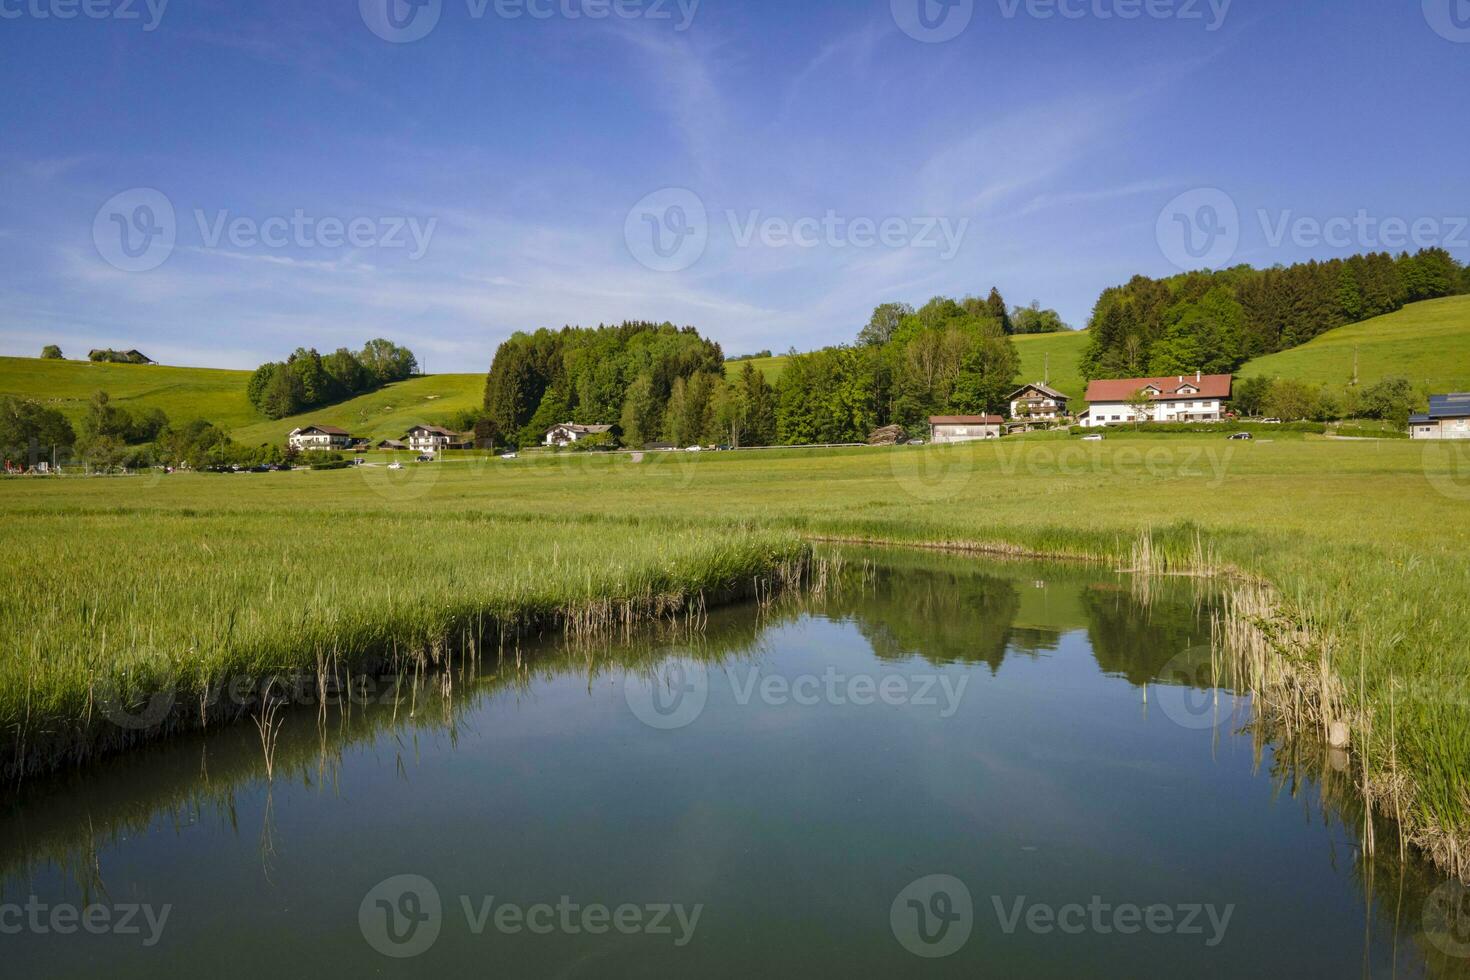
<box><xmin>1082</xmin><ymin>248</ymin><xmax>1468</xmax><ymax>381</ymax></box>
<box><xmin>247</xmin><ymin>338</ymin><xmax>418</xmax><ymax>420</ymax></box>
<box><xmin>481</xmin><ymin>291</ymin><xmax>1045</xmax><ymax>449</ymax></box>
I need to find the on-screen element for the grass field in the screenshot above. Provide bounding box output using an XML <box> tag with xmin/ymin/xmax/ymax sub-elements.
<box><xmin>231</xmin><ymin>374</ymin><xmax>485</xmax><ymax>446</ymax></box>
<box><xmin>0</xmin><ymin>355</ymin><xmax>486</xmax><ymax>446</ymax></box>
<box><xmin>2</xmin><ymin>438</ymin><xmax>1468</xmax><ymax>870</ymax></box>
<box><xmin>1013</xmin><ymin>330</ymin><xmax>1089</xmax><ymax>403</ymax></box>
<box><xmin>736</xmin><ymin>354</ymin><xmax>788</xmax><ymax>383</ymax></box>
<box><xmin>0</xmin><ymin>357</ymin><xmax>260</xmax><ymax>430</ymax></box>
<box><xmin>1240</xmin><ymin>294</ymin><xmax>1470</xmax><ymax>392</ymax></box>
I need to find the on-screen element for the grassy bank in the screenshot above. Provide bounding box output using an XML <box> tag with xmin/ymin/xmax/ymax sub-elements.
<box><xmin>1</xmin><ymin>438</ymin><xmax>1467</xmax><ymax>872</ymax></box>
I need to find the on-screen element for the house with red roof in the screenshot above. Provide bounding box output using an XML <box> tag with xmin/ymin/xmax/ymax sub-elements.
<box><xmin>1080</xmin><ymin>372</ymin><xmax>1232</xmax><ymax>428</ymax></box>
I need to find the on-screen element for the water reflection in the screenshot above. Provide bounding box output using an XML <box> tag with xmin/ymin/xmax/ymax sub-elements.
<box><xmin>1</xmin><ymin>547</ymin><xmax>1465</xmax><ymax>977</ymax></box>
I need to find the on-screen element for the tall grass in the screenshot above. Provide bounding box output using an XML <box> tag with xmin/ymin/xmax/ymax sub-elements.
<box><xmin>1</xmin><ymin>436</ymin><xmax>1467</xmax><ymax>873</ymax></box>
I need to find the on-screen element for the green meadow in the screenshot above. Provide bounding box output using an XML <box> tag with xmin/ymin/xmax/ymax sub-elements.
<box><xmin>1013</xmin><ymin>330</ymin><xmax>1089</xmax><ymax>403</ymax></box>
<box><xmin>2</xmin><ymin>437</ymin><xmax>1468</xmax><ymax>868</ymax></box>
<box><xmin>1240</xmin><ymin>294</ymin><xmax>1470</xmax><ymax>392</ymax></box>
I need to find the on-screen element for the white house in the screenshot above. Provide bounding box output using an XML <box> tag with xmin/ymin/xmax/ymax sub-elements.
<box><xmin>929</xmin><ymin>415</ymin><xmax>1003</xmax><ymax>444</ymax></box>
<box><xmin>1080</xmin><ymin>373</ymin><xmax>1232</xmax><ymax>428</ymax></box>
<box><xmin>288</xmin><ymin>424</ymin><xmax>353</xmax><ymax>452</ymax></box>
<box><xmin>1008</xmin><ymin>382</ymin><xmax>1069</xmax><ymax>421</ymax></box>
<box><xmin>545</xmin><ymin>423</ymin><xmax>614</xmax><ymax>447</ymax></box>
<box><xmin>1410</xmin><ymin>394</ymin><xmax>1470</xmax><ymax>439</ymax></box>
<box><xmin>405</xmin><ymin>425</ymin><xmax>463</xmax><ymax>455</ymax></box>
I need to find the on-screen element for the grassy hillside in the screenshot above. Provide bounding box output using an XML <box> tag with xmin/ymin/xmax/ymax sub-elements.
<box><xmin>0</xmin><ymin>355</ymin><xmax>485</xmax><ymax>446</ymax></box>
<box><xmin>735</xmin><ymin>354</ymin><xmax>788</xmax><ymax>383</ymax></box>
<box><xmin>0</xmin><ymin>357</ymin><xmax>259</xmax><ymax>430</ymax></box>
<box><xmin>231</xmin><ymin>374</ymin><xmax>485</xmax><ymax>446</ymax></box>
<box><xmin>1239</xmin><ymin>294</ymin><xmax>1470</xmax><ymax>392</ymax></box>
<box><xmin>1013</xmin><ymin>330</ymin><xmax>1089</xmax><ymax>403</ymax></box>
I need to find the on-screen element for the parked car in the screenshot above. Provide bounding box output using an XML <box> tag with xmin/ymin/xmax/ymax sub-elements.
<box><xmin>1260</xmin><ymin>418</ymin><xmax>1283</xmax><ymax>425</ymax></box>
<box><xmin>501</xmin><ymin>452</ymin><xmax>518</xmax><ymax>460</ymax></box>
<box><xmin>1082</xmin><ymin>434</ymin><xmax>1104</xmax><ymax>442</ymax></box>
<box><xmin>388</xmin><ymin>462</ymin><xmax>404</xmax><ymax>471</ymax></box>
<box><xmin>686</xmin><ymin>446</ymin><xmax>703</xmax><ymax>453</ymax></box>
<box><xmin>416</xmin><ymin>455</ymin><xmax>435</xmax><ymax>463</ymax></box>
<box><xmin>1229</xmin><ymin>432</ymin><xmax>1254</xmax><ymax>441</ymax></box>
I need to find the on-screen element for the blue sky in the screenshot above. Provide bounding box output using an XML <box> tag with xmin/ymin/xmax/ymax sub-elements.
<box><xmin>1</xmin><ymin>0</ymin><xmax>1467</xmax><ymax>371</ymax></box>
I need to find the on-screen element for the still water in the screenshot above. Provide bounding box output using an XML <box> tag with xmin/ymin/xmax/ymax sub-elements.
<box><xmin>2</xmin><ymin>548</ymin><xmax>1466</xmax><ymax>978</ymax></box>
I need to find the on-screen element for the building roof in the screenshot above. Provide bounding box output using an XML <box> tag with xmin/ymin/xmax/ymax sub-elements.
<box><xmin>377</xmin><ymin>439</ymin><xmax>408</xmax><ymax>449</ymax></box>
<box><xmin>930</xmin><ymin>415</ymin><xmax>1004</xmax><ymax>426</ymax></box>
<box><xmin>1008</xmin><ymin>382</ymin><xmax>1068</xmax><ymax>401</ymax></box>
<box><xmin>297</xmin><ymin>424</ymin><xmax>351</xmax><ymax>436</ymax></box>
<box><xmin>407</xmin><ymin>425</ymin><xmax>458</xmax><ymax>437</ymax></box>
<box><xmin>1425</xmin><ymin>394</ymin><xmax>1470</xmax><ymax>420</ymax></box>
<box><xmin>1084</xmin><ymin>373</ymin><xmax>1232</xmax><ymax>403</ymax></box>
<box><xmin>548</xmin><ymin>423</ymin><xmax>614</xmax><ymax>435</ymax></box>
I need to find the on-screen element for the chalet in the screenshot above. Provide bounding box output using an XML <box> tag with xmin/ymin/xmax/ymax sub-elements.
<box><xmin>545</xmin><ymin>423</ymin><xmax>614</xmax><ymax>448</ymax></box>
<box><xmin>1008</xmin><ymin>382</ymin><xmax>1069</xmax><ymax>421</ymax></box>
<box><xmin>288</xmin><ymin>424</ymin><xmax>353</xmax><ymax>452</ymax></box>
<box><xmin>376</xmin><ymin>439</ymin><xmax>408</xmax><ymax>451</ymax></box>
<box><xmin>929</xmin><ymin>415</ymin><xmax>1003</xmax><ymax>444</ymax></box>
<box><xmin>1410</xmin><ymin>394</ymin><xmax>1470</xmax><ymax>440</ymax></box>
<box><xmin>405</xmin><ymin>425</ymin><xmax>469</xmax><ymax>455</ymax></box>
<box><xmin>1081</xmin><ymin>372</ymin><xmax>1232</xmax><ymax>428</ymax></box>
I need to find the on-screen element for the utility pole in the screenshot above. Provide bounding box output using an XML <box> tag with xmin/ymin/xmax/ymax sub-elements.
<box><xmin>1044</xmin><ymin>353</ymin><xmax>1050</xmax><ymax>386</ymax></box>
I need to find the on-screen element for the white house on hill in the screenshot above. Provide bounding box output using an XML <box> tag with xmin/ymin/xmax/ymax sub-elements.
<box><xmin>288</xmin><ymin>425</ymin><xmax>353</xmax><ymax>451</ymax></box>
<box><xmin>1081</xmin><ymin>373</ymin><xmax>1232</xmax><ymax>428</ymax></box>
<box><xmin>405</xmin><ymin>425</ymin><xmax>463</xmax><ymax>454</ymax></box>
<box><xmin>1008</xmin><ymin>382</ymin><xmax>1069</xmax><ymax>421</ymax></box>
<box><xmin>545</xmin><ymin>423</ymin><xmax>613</xmax><ymax>447</ymax></box>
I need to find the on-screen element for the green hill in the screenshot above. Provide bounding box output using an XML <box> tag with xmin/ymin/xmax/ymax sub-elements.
<box><xmin>734</xmin><ymin>354</ymin><xmax>788</xmax><ymax>383</ymax></box>
<box><xmin>1013</xmin><ymin>331</ymin><xmax>1089</xmax><ymax>404</ymax></box>
<box><xmin>0</xmin><ymin>357</ymin><xmax>259</xmax><ymax>429</ymax></box>
<box><xmin>0</xmin><ymin>356</ymin><xmax>485</xmax><ymax>445</ymax></box>
<box><xmin>231</xmin><ymin>374</ymin><xmax>485</xmax><ymax>445</ymax></box>
<box><xmin>1239</xmin><ymin>295</ymin><xmax>1470</xmax><ymax>392</ymax></box>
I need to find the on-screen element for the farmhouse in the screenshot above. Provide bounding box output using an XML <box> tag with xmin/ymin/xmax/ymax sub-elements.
<box><xmin>1008</xmin><ymin>382</ymin><xmax>1069</xmax><ymax>421</ymax></box>
<box><xmin>1410</xmin><ymin>394</ymin><xmax>1470</xmax><ymax>440</ymax></box>
<box><xmin>288</xmin><ymin>425</ymin><xmax>353</xmax><ymax>451</ymax></box>
<box><xmin>929</xmin><ymin>415</ymin><xmax>1003</xmax><ymax>444</ymax></box>
<box><xmin>405</xmin><ymin>425</ymin><xmax>469</xmax><ymax>454</ymax></box>
<box><xmin>1081</xmin><ymin>372</ymin><xmax>1232</xmax><ymax>428</ymax></box>
<box><xmin>545</xmin><ymin>423</ymin><xmax>613</xmax><ymax>447</ymax></box>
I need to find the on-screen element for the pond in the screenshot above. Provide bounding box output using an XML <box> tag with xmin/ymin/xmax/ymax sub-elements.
<box><xmin>2</xmin><ymin>548</ymin><xmax>1466</xmax><ymax>977</ymax></box>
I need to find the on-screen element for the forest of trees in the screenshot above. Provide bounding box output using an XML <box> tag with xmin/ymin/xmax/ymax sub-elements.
<box><xmin>247</xmin><ymin>338</ymin><xmax>418</xmax><ymax>420</ymax></box>
<box><xmin>1081</xmin><ymin>248</ymin><xmax>1468</xmax><ymax>381</ymax></box>
<box><xmin>482</xmin><ymin>292</ymin><xmax>1025</xmax><ymax>449</ymax></box>
<box><xmin>482</xmin><ymin>322</ymin><xmax>775</xmax><ymax>448</ymax></box>
<box><xmin>774</xmin><ymin>291</ymin><xmax>1020</xmax><ymax>444</ymax></box>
